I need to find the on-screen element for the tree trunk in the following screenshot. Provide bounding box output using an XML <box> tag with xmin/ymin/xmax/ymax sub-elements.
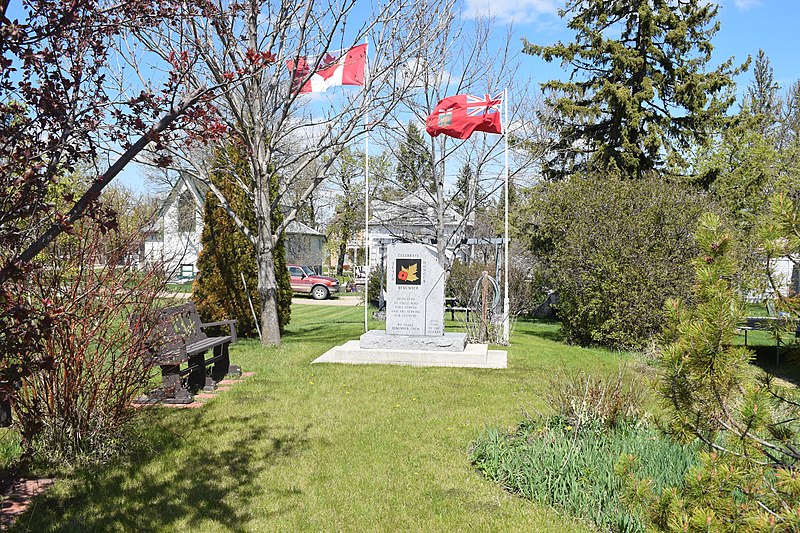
<box><xmin>254</xmin><ymin>163</ymin><xmax>281</xmax><ymax>346</ymax></box>
<box><xmin>256</xmin><ymin>243</ymin><xmax>281</xmax><ymax>346</ymax></box>
<box><xmin>337</xmin><ymin>240</ymin><xmax>347</xmax><ymax>276</ymax></box>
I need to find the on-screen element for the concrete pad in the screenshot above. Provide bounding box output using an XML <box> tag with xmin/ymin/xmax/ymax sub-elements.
<box><xmin>312</xmin><ymin>340</ymin><xmax>507</xmax><ymax>369</ymax></box>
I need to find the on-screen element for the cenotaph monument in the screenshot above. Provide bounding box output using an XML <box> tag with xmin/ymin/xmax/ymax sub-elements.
<box><xmin>313</xmin><ymin>244</ymin><xmax>506</xmax><ymax>368</ymax></box>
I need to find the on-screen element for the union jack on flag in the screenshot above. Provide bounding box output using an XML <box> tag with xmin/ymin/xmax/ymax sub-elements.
<box><xmin>466</xmin><ymin>93</ymin><xmax>502</xmax><ymax>117</ymax></box>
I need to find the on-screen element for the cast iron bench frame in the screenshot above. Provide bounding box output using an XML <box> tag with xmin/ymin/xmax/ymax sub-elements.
<box><xmin>139</xmin><ymin>302</ymin><xmax>240</xmax><ymax>404</ymax></box>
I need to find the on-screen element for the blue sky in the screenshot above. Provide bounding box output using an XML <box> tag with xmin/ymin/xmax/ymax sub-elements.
<box><xmin>470</xmin><ymin>0</ymin><xmax>800</xmax><ymax>95</ymax></box>
<box><xmin>112</xmin><ymin>0</ymin><xmax>798</xmax><ymax>192</ymax></box>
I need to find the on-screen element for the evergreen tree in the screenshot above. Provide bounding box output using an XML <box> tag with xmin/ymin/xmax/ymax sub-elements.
<box><xmin>524</xmin><ymin>0</ymin><xmax>744</xmax><ymax>179</ymax></box>
<box><xmin>778</xmin><ymin>80</ymin><xmax>800</xmax><ymax>171</ymax></box>
<box><xmin>394</xmin><ymin>122</ymin><xmax>433</xmax><ymax>193</ymax></box>
<box><xmin>450</xmin><ymin>163</ymin><xmax>483</xmax><ymax>215</ymax></box>
<box><xmin>194</xmin><ymin>145</ymin><xmax>291</xmax><ymax>337</ymax></box>
<box><xmin>620</xmin><ymin>212</ymin><xmax>800</xmax><ymax>527</ymax></box>
<box><xmin>744</xmin><ymin>49</ymin><xmax>781</xmax><ymax>133</ymax></box>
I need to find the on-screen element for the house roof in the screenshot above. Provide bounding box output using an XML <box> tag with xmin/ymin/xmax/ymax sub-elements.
<box><xmin>285</xmin><ymin>220</ymin><xmax>325</xmax><ymax>237</ymax></box>
<box><xmin>155</xmin><ymin>174</ymin><xmax>208</xmax><ymax>219</ymax></box>
<box><xmin>370</xmin><ymin>188</ymin><xmax>466</xmax><ymax>228</ymax></box>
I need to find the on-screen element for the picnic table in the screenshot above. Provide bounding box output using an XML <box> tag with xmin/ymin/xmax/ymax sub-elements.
<box><xmin>739</xmin><ymin>316</ymin><xmax>800</xmax><ymax>346</ymax></box>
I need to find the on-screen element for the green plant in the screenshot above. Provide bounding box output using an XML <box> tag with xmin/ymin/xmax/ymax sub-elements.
<box><xmin>546</xmin><ymin>368</ymin><xmax>648</xmax><ymax>431</ymax></box>
<box><xmin>367</xmin><ymin>265</ymin><xmax>384</xmax><ymax>306</ymax></box>
<box><xmin>471</xmin><ymin>417</ymin><xmax>696</xmax><ymax>532</ymax></box>
<box><xmin>194</xmin><ymin>144</ymin><xmax>291</xmax><ymax>337</ymax></box>
<box><xmin>522</xmin><ymin>172</ymin><xmax>707</xmax><ymax>349</ymax></box>
<box><xmin>0</xmin><ymin>429</ymin><xmax>22</xmax><ymax>472</ymax></box>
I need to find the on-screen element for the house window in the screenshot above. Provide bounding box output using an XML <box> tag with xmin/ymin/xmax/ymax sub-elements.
<box><xmin>180</xmin><ymin>264</ymin><xmax>195</xmax><ymax>279</ymax></box>
<box><xmin>177</xmin><ymin>191</ymin><xmax>196</xmax><ymax>233</ymax></box>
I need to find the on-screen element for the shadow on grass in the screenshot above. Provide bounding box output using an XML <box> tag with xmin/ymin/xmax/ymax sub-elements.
<box><xmin>516</xmin><ymin>319</ymin><xmax>565</xmax><ymax>343</ymax></box>
<box><xmin>750</xmin><ymin>344</ymin><xmax>800</xmax><ymax>385</ymax></box>
<box><xmin>11</xmin><ymin>410</ymin><xmax>312</xmax><ymax>532</ymax></box>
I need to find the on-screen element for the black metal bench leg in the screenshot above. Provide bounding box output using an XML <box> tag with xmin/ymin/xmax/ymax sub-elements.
<box><xmin>213</xmin><ymin>343</ymin><xmax>241</xmax><ymax>379</ymax></box>
<box><xmin>187</xmin><ymin>353</ymin><xmax>207</xmax><ymax>391</ymax></box>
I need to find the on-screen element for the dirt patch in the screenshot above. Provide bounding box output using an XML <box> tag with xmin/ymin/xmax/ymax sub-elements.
<box><xmin>2</xmin><ymin>477</ymin><xmax>55</xmax><ymax>528</ymax></box>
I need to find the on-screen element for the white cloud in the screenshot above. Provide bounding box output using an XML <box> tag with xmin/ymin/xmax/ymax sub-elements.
<box><xmin>462</xmin><ymin>0</ymin><xmax>560</xmax><ymax>24</ymax></box>
<box><xmin>734</xmin><ymin>0</ymin><xmax>763</xmax><ymax>10</ymax></box>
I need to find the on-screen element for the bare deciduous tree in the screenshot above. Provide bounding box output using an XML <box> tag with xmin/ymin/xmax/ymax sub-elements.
<box><xmin>371</xmin><ymin>17</ymin><xmax>545</xmax><ymax>271</ymax></box>
<box><xmin>127</xmin><ymin>0</ymin><xmax>456</xmax><ymax>344</ymax></box>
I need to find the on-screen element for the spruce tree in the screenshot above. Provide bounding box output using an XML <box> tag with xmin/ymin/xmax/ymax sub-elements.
<box><xmin>744</xmin><ymin>49</ymin><xmax>781</xmax><ymax>133</ymax></box>
<box><xmin>525</xmin><ymin>0</ymin><xmax>744</xmax><ymax>179</ymax></box>
<box><xmin>395</xmin><ymin>122</ymin><xmax>433</xmax><ymax>193</ymax></box>
<box><xmin>194</xmin><ymin>145</ymin><xmax>291</xmax><ymax>337</ymax></box>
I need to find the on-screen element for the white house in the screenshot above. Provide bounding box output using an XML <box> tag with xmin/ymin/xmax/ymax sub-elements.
<box><xmin>747</xmin><ymin>255</ymin><xmax>800</xmax><ymax>302</ymax></box>
<box><xmin>143</xmin><ymin>175</ymin><xmax>327</xmax><ymax>279</ymax></box>
<box><xmin>143</xmin><ymin>176</ymin><xmax>205</xmax><ymax>280</ymax></box>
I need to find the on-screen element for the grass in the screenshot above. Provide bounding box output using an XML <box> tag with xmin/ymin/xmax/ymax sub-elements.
<box><xmin>10</xmin><ymin>305</ymin><xmax>639</xmax><ymax>532</ymax></box>
<box><xmin>165</xmin><ymin>282</ymin><xmax>193</xmax><ymax>293</ymax></box>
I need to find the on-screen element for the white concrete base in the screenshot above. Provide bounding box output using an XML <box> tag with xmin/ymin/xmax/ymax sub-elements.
<box><xmin>312</xmin><ymin>340</ymin><xmax>507</xmax><ymax>369</ymax></box>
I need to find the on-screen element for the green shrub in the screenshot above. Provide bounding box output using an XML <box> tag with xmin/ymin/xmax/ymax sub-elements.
<box><xmin>522</xmin><ymin>172</ymin><xmax>707</xmax><ymax>349</ymax></box>
<box><xmin>471</xmin><ymin>418</ymin><xmax>697</xmax><ymax>532</ymax></box>
<box><xmin>367</xmin><ymin>265</ymin><xmax>384</xmax><ymax>306</ymax></box>
<box><xmin>194</xmin><ymin>145</ymin><xmax>291</xmax><ymax>336</ymax></box>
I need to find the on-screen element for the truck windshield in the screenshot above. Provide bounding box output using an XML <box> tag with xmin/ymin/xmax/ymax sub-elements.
<box><xmin>301</xmin><ymin>266</ymin><xmax>316</xmax><ymax>276</ymax></box>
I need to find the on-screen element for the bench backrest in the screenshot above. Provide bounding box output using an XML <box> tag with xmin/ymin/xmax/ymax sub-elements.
<box><xmin>144</xmin><ymin>302</ymin><xmax>207</xmax><ymax>358</ymax></box>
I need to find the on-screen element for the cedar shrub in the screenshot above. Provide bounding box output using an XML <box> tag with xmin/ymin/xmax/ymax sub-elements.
<box><xmin>194</xmin><ymin>145</ymin><xmax>291</xmax><ymax>336</ymax></box>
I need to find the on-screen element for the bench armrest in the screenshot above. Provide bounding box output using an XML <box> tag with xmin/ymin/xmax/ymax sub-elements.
<box><xmin>200</xmin><ymin>319</ymin><xmax>238</xmax><ymax>342</ymax></box>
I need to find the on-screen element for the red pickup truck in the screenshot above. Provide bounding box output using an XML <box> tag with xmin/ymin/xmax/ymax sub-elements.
<box><xmin>287</xmin><ymin>265</ymin><xmax>340</xmax><ymax>300</ymax></box>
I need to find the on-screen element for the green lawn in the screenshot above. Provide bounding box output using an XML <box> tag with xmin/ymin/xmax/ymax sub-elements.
<box><xmin>15</xmin><ymin>306</ymin><xmax>637</xmax><ymax>532</ymax></box>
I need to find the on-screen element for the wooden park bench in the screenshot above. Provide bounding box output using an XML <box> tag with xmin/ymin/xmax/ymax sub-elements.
<box><xmin>136</xmin><ymin>302</ymin><xmax>241</xmax><ymax>404</ymax></box>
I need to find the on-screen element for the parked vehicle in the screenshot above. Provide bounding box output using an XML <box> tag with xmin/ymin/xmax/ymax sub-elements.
<box><xmin>287</xmin><ymin>264</ymin><xmax>340</xmax><ymax>300</ymax></box>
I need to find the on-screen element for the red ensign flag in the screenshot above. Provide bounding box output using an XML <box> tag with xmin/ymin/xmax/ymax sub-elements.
<box><xmin>425</xmin><ymin>93</ymin><xmax>502</xmax><ymax>139</ymax></box>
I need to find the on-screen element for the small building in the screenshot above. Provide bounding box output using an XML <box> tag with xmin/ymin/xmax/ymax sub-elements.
<box><xmin>143</xmin><ymin>175</ymin><xmax>327</xmax><ymax>279</ymax></box>
<box><xmin>284</xmin><ymin>220</ymin><xmax>326</xmax><ymax>274</ymax></box>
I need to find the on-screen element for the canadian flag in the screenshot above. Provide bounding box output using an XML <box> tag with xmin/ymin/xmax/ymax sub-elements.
<box><xmin>286</xmin><ymin>44</ymin><xmax>367</xmax><ymax>93</ymax></box>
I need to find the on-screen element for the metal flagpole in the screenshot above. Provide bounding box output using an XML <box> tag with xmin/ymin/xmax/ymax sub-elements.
<box><xmin>503</xmin><ymin>88</ymin><xmax>510</xmax><ymax>343</ymax></box>
<box><xmin>364</xmin><ymin>37</ymin><xmax>370</xmax><ymax>333</ymax></box>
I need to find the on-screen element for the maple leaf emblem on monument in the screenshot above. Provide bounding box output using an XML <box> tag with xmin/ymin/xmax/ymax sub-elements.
<box><xmin>395</xmin><ymin>259</ymin><xmax>421</xmax><ymax>285</ymax></box>
<box><xmin>397</xmin><ymin>263</ymin><xmax>418</xmax><ymax>282</ymax></box>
